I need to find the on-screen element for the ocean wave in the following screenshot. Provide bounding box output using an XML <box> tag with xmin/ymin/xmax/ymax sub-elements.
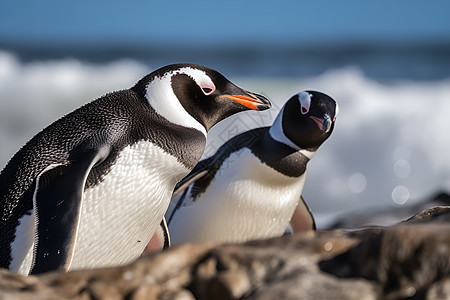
<box><xmin>0</xmin><ymin>51</ymin><xmax>149</xmax><ymax>164</ymax></box>
<box><xmin>1</xmin><ymin>51</ymin><xmax>449</xmax><ymax>226</ymax></box>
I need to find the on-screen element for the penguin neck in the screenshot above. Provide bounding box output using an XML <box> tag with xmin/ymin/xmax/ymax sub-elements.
<box><xmin>268</xmin><ymin>106</ymin><xmax>315</xmax><ymax>160</ymax></box>
<box><xmin>249</xmin><ymin>130</ymin><xmax>310</xmax><ymax>178</ymax></box>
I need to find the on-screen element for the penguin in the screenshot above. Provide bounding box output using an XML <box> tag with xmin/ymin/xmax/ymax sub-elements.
<box><xmin>0</xmin><ymin>63</ymin><xmax>271</xmax><ymax>275</ymax></box>
<box><xmin>166</xmin><ymin>91</ymin><xmax>338</xmax><ymax>245</ymax></box>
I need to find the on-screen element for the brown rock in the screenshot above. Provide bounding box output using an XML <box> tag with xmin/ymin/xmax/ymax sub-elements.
<box><xmin>0</xmin><ymin>207</ymin><xmax>449</xmax><ymax>299</ymax></box>
<box><xmin>320</xmin><ymin>206</ymin><xmax>450</xmax><ymax>299</ymax></box>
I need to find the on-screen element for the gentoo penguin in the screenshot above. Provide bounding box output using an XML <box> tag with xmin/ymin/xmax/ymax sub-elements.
<box><xmin>166</xmin><ymin>91</ymin><xmax>337</xmax><ymax>245</ymax></box>
<box><xmin>0</xmin><ymin>63</ymin><xmax>271</xmax><ymax>275</ymax></box>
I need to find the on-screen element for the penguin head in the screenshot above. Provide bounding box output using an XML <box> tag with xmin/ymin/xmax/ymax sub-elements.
<box><xmin>271</xmin><ymin>91</ymin><xmax>338</xmax><ymax>150</ymax></box>
<box><xmin>133</xmin><ymin>64</ymin><xmax>271</xmax><ymax>135</ymax></box>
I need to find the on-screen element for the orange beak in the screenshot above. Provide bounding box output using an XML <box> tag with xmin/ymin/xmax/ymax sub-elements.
<box><xmin>219</xmin><ymin>93</ymin><xmax>271</xmax><ymax>111</ymax></box>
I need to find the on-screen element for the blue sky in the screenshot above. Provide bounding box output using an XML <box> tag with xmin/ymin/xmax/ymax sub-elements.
<box><xmin>1</xmin><ymin>0</ymin><xmax>450</xmax><ymax>45</ymax></box>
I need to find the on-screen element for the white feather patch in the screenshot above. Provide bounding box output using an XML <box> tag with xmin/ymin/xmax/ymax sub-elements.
<box><xmin>146</xmin><ymin>67</ymin><xmax>212</xmax><ymax>136</ymax></box>
<box><xmin>298</xmin><ymin>91</ymin><xmax>312</xmax><ymax>114</ymax></box>
<box><xmin>9</xmin><ymin>211</ymin><xmax>35</xmax><ymax>275</ymax></box>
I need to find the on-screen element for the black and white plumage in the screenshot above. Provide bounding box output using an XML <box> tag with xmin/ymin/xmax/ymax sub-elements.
<box><xmin>0</xmin><ymin>63</ymin><xmax>271</xmax><ymax>274</ymax></box>
<box><xmin>166</xmin><ymin>91</ymin><xmax>338</xmax><ymax>245</ymax></box>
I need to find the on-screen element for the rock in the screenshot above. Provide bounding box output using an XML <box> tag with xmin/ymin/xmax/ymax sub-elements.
<box><xmin>404</xmin><ymin>205</ymin><xmax>450</xmax><ymax>223</ymax></box>
<box><xmin>0</xmin><ymin>207</ymin><xmax>449</xmax><ymax>299</ymax></box>
<box><xmin>329</xmin><ymin>192</ymin><xmax>450</xmax><ymax>229</ymax></box>
<box><xmin>320</xmin><ymin>206</ymin><xmax>450</xmax><ymax>299</ymax></box>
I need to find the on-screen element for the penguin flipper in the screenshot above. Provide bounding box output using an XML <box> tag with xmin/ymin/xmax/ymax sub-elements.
<box><xmin>172</xmin><ymin>128</ymin><xmax>265</xmax><ymax>198</ymax></box>
<box><xmin>166</xmin><ymin>169</ymin><xmax>209</xmax><ymax>225</ymax></box>
<box><xmin>160</xmin><ymin>217</ymin><xmax>170</xmax><ymax>249</ymax></box>
<box><xmin>289</xmin><ymin>195</ymin><xmax>317</xmax><ymax>232</ymax></box>
<box><xmin>172</xmin><ymin>169</ymin><xmax>209</xmax><ymax>197</ymax></box>
<box><xmin>30</xmin><ymin>147</ymin><xmax>109</xmax><ymax>274</ymax></box>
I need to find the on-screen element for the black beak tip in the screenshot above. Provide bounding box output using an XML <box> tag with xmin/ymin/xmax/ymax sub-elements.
<box><xmin>257</xmin><ymin>103</ymin><xmax>271</xmax><ymax>111</ymax></box>
<box><xmin>254</xmin><ymin>93</ymin><xmax>272</xmax><ymax>110</ymax></box>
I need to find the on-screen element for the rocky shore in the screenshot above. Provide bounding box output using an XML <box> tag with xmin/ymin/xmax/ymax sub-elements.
<box><xmin>0</xmin><ymin>205</ymin><xmax>449</xmax><ymax>300</ymax></box>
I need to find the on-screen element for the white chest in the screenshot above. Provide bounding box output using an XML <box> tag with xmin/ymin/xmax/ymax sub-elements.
<box><xmin>71</xmin><ymin>141</ymin><xmax>189</xmax><ymax>270</ymax></box>
<box><xmin>13</xmin><ymin>141</ymin><xmax>190</xmax><ymax>274</ymax></box>
<box><xmin>169</xmin><ymin>148</ymin><xmax>306</xmax><ymax>244</ymax></box>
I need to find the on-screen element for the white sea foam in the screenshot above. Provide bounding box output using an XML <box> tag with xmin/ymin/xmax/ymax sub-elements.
<box><xmin>1</xmin><ymin>51</ymin><xmax>450</xmax><ymax>227</ymax></box>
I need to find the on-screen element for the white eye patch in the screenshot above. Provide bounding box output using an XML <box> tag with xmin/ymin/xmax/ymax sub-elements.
<box><xmin>145</xmin><ymin>66</ymin><xmax>214</xmax><ymax>136</ymax></box>
<box><xmin>175</xmin><ymin>67</ymin><xmax>216</xmax><ymax>96</ymax></box>
<box><xmin>298</xmin><ymin>91</ymin><xmax>312</xmax><ymax>114</ymax></box>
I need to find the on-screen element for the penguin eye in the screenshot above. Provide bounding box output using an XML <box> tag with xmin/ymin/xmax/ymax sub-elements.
<box><xmin>201</xmin><ymin>85</ymin><xmax>215</xmax><ymax>96</ymax></box>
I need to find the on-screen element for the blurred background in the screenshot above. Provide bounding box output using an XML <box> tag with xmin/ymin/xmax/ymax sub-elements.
<box><xmin>1</xmin><ymin>0</ymin><xmax>450</xmax><ymax>227</ymax></box>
